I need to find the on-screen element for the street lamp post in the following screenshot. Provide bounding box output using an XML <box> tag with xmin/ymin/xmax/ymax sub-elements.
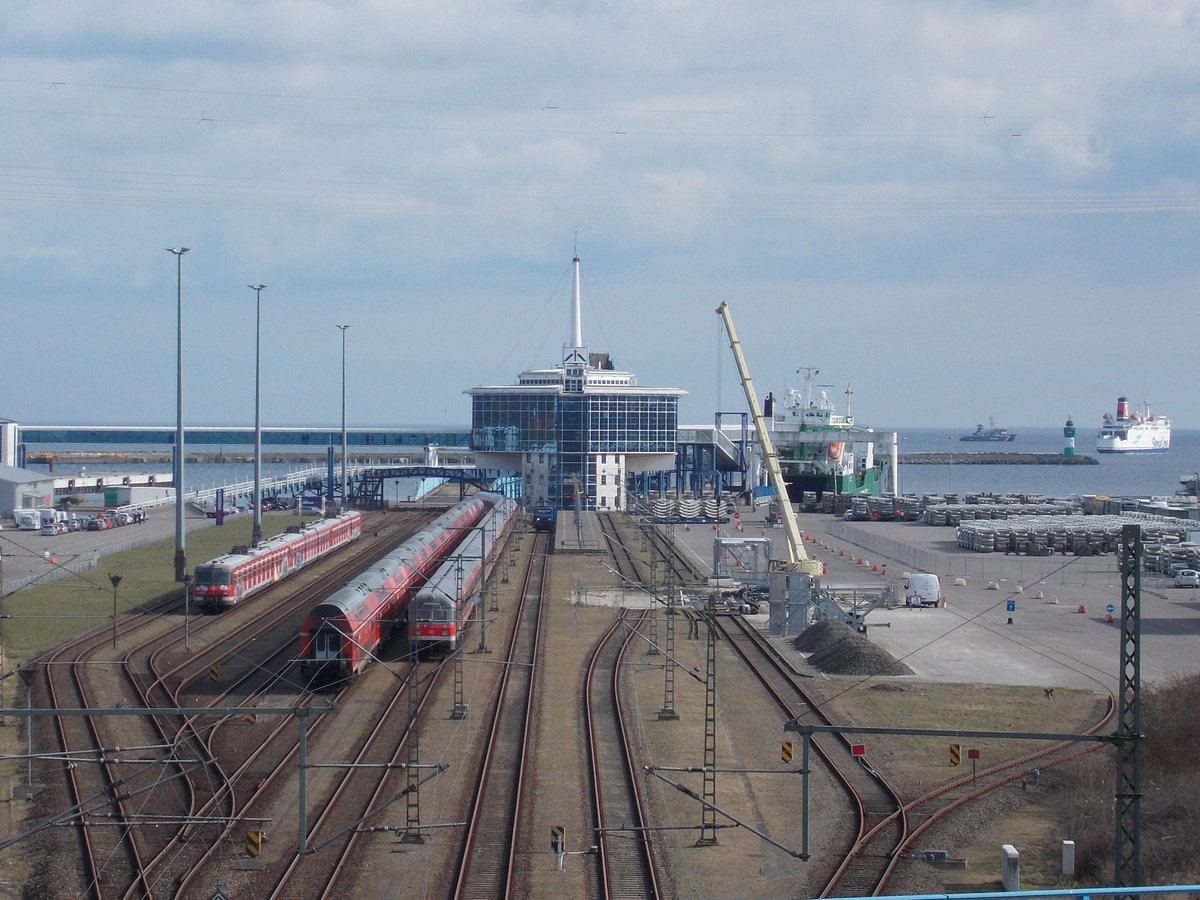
<box><xmin>336</xmin><ymin>324</ymin><xmax>350</xmax><ymax>511</ymax></box>
<box><xmin>249</xmin><ymin>284</ymin><xmax>267</xmax><ymax>546</ymax></box>
<box><xmin>182</xmin><ymin>573</ymin><xmax>193</xmax><ymax>651</ymax></box>
<box><xmin>167</xmin><ymin>247</ymin><xmax>190</xmax><ymax>582</ymax></box>
<box><xmin>108</xmin><ymin>573</ymin><xmax>122</xmax><ymax>649</ymax></box>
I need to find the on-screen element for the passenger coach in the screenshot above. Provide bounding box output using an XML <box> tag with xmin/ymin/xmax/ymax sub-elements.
<box><xmin>192</xmin><ymin>511</ymin><xmax>363</xmax><ymax>611</ymax></box>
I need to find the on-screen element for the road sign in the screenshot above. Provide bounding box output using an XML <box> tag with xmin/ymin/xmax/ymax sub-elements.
<box><xmin>950</xmin><ymin>743</ymin><xmax>961</xmax><ymax>766</ymax></box>
<box><xmin>1106</xmin><ymin>604</ymin><xmax>1116</xmax><ymax>613</ymax></box>
<box><xmin>968</xmin><ymin>748</ymin><xmax>980</xmax><ymax>760</ymax></box>
<box><xmin>246</xmin><ymin>830</ymin><xmax>263</xmax><ymax>857</ymax></box>
<box><xmin>1006</xmin><ymin>599</ymin><xmax>1016</xmax><ymax>612</ymax></box>
<box><xmin>850</xmin><ymin>743</ymin><xmax>865</xmax><ymax>757</ymax></box>
<box><xmin>781</xmin><ymin>741</ymin><xmax>793</xmax><ymax>763</ymax></box>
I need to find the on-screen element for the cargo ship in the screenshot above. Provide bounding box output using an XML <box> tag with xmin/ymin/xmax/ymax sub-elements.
<box><xmin>959</xmin><ymin>418</ymin><xmax>1016</xmax><ymax>442</ymax></box>
<box><xmin>1096</xmin><ymin>396</ymin><xmax>1171</xmax><ymax>454</ymax></box>
<box><xmin>763</xmin><ymin>369</ymin><xmax>886</xmax><ymax>501</ymax></box>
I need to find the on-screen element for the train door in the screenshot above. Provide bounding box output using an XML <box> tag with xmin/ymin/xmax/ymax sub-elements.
<box><xmin>310</xmin><ymin>625</ymin><xmax>342</xmax><ymax>664</ymax></box>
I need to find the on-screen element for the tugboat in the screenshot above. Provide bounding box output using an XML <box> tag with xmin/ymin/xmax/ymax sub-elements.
<box><xmin>959</xmin><ymin>418</ymin><xmax>1016</xmax><ymax>442</ymax></box>
<box><xmin>1096</xmin><ymin>396</ymin><xmax>1171</xmax><ymax>454</ymax></box>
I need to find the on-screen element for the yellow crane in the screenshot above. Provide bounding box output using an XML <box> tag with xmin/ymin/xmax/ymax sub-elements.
<box><xmin>716</xmin><ymin>301</ymin><xmax>821</xmax><ymax>575</ymax></box>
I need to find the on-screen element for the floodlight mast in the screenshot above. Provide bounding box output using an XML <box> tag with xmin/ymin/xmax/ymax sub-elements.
<box><xmin>716</xmin><ymin>301</ymin><xmax>819</xmax><ymax>574</ymax></box>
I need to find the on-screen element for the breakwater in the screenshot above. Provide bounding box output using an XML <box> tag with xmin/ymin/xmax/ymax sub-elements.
<box><xmin>900</xmin><ymin>452</ymin><xmax>1098</xmax><ymax>466</ymax></box>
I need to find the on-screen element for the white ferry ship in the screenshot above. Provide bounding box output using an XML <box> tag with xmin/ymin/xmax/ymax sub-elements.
<box><xmin>1096</xmin><ymin>396</ymin><xmax>1171</xmax><ymax>454</ymax></box>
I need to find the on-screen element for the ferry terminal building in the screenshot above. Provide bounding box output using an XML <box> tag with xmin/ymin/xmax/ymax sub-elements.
<box><xmin>467</xmin><ymin>255</ymin><xmax>686</xmax><ymax>511</ymax></box>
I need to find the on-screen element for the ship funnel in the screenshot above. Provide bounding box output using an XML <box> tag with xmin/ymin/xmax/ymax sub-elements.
<box><xmin>1116</xmin><ymin>396</ymin><xmax>1129</xmax><ymax>419</ymax></box>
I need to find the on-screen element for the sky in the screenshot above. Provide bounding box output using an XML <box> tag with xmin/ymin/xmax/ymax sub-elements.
<box><xmin>1</xmin><ymin>2</ymin><xmax>1197</xmax><ymax>433</ymax></box>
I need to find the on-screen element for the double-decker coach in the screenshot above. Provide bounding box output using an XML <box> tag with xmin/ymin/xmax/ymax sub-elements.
<box><xmin>409</xmin><ymin>495</ymin><xmax>519</xmax><ymax>652</ymax></box>
<box><xmin>298</xmin><ymin>494</ymin><xmax>499</xmax><ymax>688</ymax></box>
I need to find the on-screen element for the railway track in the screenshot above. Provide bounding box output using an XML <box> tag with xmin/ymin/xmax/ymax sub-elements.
<box><xmin>712</xmin><ymin>614</ymin><xmax>1116</xmax><ymax>896</ymax></box>
<box><xmin>584</xmin><ymin>609</ymin><xmax>663</xmax><ymax>899</ymax></box>
<box><xmin>451</xmin><ymin>531</ymin><xmax>551</xmax><ymax>898</ymax></box>
<box><xmin>597</xmin><ymin>510</ymin><xmax>705</xmax><ymax>591</ymax></box>
<box><xmin>27</xmin><ymin>511</ymin><xmax>430</xmax><ymax>898</ymax></box>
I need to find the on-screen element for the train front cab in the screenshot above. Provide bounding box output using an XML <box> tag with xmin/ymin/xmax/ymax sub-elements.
<box><xmin>300</xmin><ymin>604</ymin><xmax>353</xmax><ymax>689</ymax></box>
<box><xmin>532</xmin><ymin>503</ymin><xmax>556</xmax><ymax>533</ymax></box>
<box><xmin>193</xmin><ymin>562</ymin><xmax>235</xmax><ymax>612</ymax></box>
<box><xmin>410</xmin><ymin>593</ymin><xmax>458</xmax><ymax>653</ymax></box>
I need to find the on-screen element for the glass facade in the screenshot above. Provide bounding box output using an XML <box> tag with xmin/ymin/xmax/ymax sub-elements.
<box><xmin>586</xmin><ymin>394</ymin><xmax>678</xmax><ymax>453</ymax></box>
<box><xmin>471</xmin><ymin>388</ymin><xmax>679</xmax><ymax>508</ymax></box>
<box><xmin>470</xmin><ymin>394</ymin><xmax>558</xmax><ymax>452</ymax></box>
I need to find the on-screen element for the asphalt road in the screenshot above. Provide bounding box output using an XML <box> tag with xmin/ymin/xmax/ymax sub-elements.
<box><xmin>671</xmin><ymin>505</ymin><xmax>1199</xmax><ymax>692</ymax></box>
<box><xmin>0</xmin><ymin>505</ymin><xmax>244</xmax><ymax>593</ymax></box>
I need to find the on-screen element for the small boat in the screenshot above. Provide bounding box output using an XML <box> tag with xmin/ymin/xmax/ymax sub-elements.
<box><xmin>959</xmin><ymin>418</ymin><xmax>1016</xmax><ymax>442</ymax></box>
<box><xmin>1096</xmin><ymin>396</ymin><xmax>1171</xmax><ymax>454</ymax></box>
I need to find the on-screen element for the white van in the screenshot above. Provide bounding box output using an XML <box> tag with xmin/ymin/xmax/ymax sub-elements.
<box><xmin>905</xmin><ymin>573</ymin><xmax>943</xmax><ymax>607</ymax></box>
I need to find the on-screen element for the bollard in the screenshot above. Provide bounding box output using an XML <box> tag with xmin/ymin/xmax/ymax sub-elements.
<box><xmin>1001</xmin><ymin>844</ymin><xmax>1020</xmax><ymax>891</ymax></box>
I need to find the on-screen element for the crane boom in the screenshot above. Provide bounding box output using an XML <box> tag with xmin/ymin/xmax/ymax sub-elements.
<box><xmin>716</xmin><ymin>302</ymin><xmax>820</xmax><ymax>574</ymax></box>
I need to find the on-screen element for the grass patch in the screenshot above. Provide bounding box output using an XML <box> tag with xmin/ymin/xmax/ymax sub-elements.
<box><xmin>820</xmin><ymin>681</ymin><xmax>1107</xmax><ymax>787</ymax></box>
<box><xmin>1</xmin><ymin>513</ymin><xmax>314</xmax><ymax>668</ymax></box>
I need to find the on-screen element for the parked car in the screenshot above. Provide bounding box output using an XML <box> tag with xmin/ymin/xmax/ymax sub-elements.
<box><xmin>1175</xmin><ymin>569</ymin><xmax>1200</xmax><ymax>588</ymax></box>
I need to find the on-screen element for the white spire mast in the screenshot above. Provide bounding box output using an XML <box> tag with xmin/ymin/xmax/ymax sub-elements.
<box><xmin>570</xmin><ymin>249</ymin><xmax>583</xmax><ymax>349</ymax></box>
<box><xmin>563</xmin><ymin>235</ymin><xmax>588</xmax><ymax>368</ymax></box>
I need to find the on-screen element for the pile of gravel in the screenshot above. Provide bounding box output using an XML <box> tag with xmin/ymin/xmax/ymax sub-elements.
<box><xmin>790</xmin><ymin>620</ymin><xmax>913</xmax><ymax>677</ymax></box>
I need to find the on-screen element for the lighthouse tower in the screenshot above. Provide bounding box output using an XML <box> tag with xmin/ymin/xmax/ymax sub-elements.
<box><xmin>1063</xmin><ymin>416</ymin><xmax>1076</xmax><ymax>458</ymax></box>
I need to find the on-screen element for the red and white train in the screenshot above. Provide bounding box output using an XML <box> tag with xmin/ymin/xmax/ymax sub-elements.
<box><xmin>298</xmin><ymin>493</ymin><xmax>508</xmax><ymax>689</ymax></box>
<box><xmin>408</xmin><ymin>495</ymin><xmax>519</xmax><ymax>652</ymax></box>
<box><xmin>192</xmin><ymin>510</ymin><xmax>363</xmax><ymax>611</ymax></box>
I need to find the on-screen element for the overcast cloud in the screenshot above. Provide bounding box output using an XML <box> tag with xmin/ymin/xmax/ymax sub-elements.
<box><xmin>2</xmin><ymin>1</ymin><xmax>1197</xmax><ymax>432</ymax></box>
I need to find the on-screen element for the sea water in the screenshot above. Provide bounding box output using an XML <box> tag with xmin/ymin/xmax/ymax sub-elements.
<box><xmin>891</xmin><ymin>427</ymin><xmax>1200</xmax><ymax>499</ymax></box>
<box><xmin>23</xmin><ymin>443</ymin><xmax>427</xmax><ymax>503</ymax></box>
